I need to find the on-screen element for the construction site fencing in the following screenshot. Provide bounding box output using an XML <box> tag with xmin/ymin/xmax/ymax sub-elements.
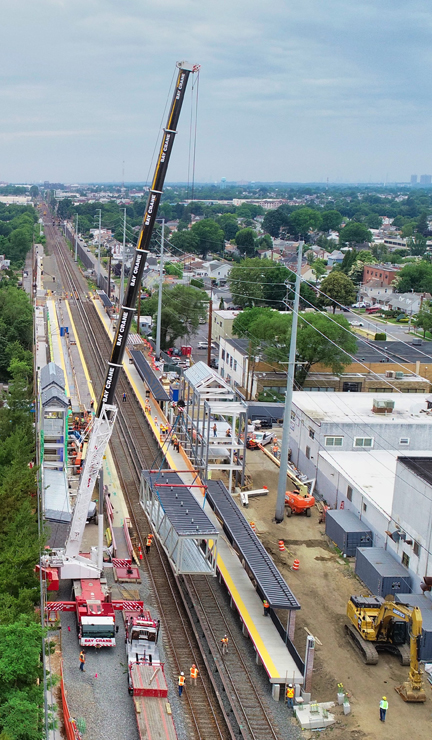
<box><xmin>60</xmin><ymin>661</ymin><xmax>82</xmax><ymax>740</ymax></box>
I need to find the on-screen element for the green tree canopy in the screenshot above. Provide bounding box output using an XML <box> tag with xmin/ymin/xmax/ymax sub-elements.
<box><xmin>142</xmin><ymin>284</ymin><xmax>208</xmax><ymax>349</ymax></box>
<box><xmin>228</xmin><ymin>257</ymin><xmax>319</xmax><ymax>310</ymax></box>
<box><xmin>234</xmin><ymin>228</ymin><xmax>257</xmax><ymax>256</ymax></box>
<box><xmin>339</xmin><ymin>221</ymin><xmax>373</xmax><ymax>246</ymax></box>
<box><xmin>408</xmin><ymin>234</ymin><xmax>427</xmax><ymax>256</ymax></box>
<box><xmin>395</xmin><ymin>262</ymin><xmax>432</xmax><ymax>293</ymax></box>
<box><xmin>216</xmin><ymin>214</ymin><xmax>239</xmax><ymax>241</ymax></box>
<box><xmin>190</xmin><ymin>219</ymin><xmax>224</xmax><ymax>257</ymax></box>
<box><xmin>414</xmin><ymin>301</ymin><xmax>432</xmax><ymax>337</ymax></box>
<box><xmin>262</xmin><ymin>207</ymin><xmax>289</xmax><ymax>237</ymax></box>
<box><xmin>321</xmin><ymin>210</ymin><xmax>342</xmax><ymax>232</ymax></box>
<box><xmin>320</xmin><ymin>271</ymin><xmax>357</xmax><ymax>312</ymax></box>
<box><xmin>169</xmin><ymin>229</ymin><xmax>199</xmax><ymax>254</ymax></box>
<box><xmin>288</xmin><ymin>208</ymin><xmax>322</xmax><ymax>237</ymax></box>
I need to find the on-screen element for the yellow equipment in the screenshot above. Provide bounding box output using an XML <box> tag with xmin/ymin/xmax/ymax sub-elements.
<box><xmin>346</xmin><ymin>595</ymin><xmax>426</xmax><ymax>703</ymax></box>
<box><xmin>395</xmin><ymin>605</ymin><xmax>426</xmax><ymax>703</ymax></box>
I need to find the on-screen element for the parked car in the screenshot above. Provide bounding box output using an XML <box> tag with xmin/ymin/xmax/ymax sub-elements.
<box><xmin>349</xmin><ymin>320</ymin><xmax>364</xmax><ymax>327</ymax></box>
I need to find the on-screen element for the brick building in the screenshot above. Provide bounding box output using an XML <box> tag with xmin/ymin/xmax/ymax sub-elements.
<box><xmin>362</xmin><ymin>264</ymin><xmax>401</xmax><ymax>287</ymax></box>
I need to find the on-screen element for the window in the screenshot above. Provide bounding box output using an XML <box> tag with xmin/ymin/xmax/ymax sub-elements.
<box><xmin>363</xmin><ymin>502</ymin><xmax>367</xmax><ymax>512</ymax></box>
<box><xmin>291</xmin><ymin>411</ymin><xmax>296</xmax><ymax>421</ymax></box>
<box><xmin>230</xmin><ymin>357</ymin><xmax>233</xmax><ymax>368</ymax></box>
<box><xmin>413</xmin><ymin>541</ymin><xmax>420</xmax><ymax>557</ymax></box>
<box><xmin>226</xmin><ymin>353</ymin><xmax>230</xmax><ymax>363</ymax></box>
<box><xmin>220</xmin><ymin>368</ymin><xmax>224</xmax><ymax>378</ymax></box>
<box><xmin>305</xmin><ymin>446</ymin><xmax>310</xmax><ymax>459</ymax></box>
<box><xmin>402</xmin><ymin>552</ymin><xmax>410</xmax><ymax>568</ymax></box>
<box><xmin>347</xmin><ymin>486</ymin><xmax>353</xmax><ymax>502</ymax></box>
<box><xmin>233</xmin><ymin>360</ymin><xmax>237</xmax><ymax>372</ymax></box>
<box><xmin>309</xmin><ymin>428</ymin><xmax>315</xmax><ymax>440</ymax></box>
<box><xmin>325</xmin><ymin>436</ymin><xmax>343</xmax><ymax>447</ymax></box>
<box><xmin>354</xmin><ymin>437</ymin><xmax>373</xmax><ymax>448</ymax></box>
<box><xmin>399</xmin><ymin>437</ymin><xmax>410</xmax><ymax>446</ymax></box>
<box><xmin>221</xmin><ymin>349</ymin><xmax>225</xmax><ymax>360</ymax></box>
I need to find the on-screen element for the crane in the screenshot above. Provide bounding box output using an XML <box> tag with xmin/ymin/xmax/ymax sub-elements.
<box><xmin>42</xmin><ymin>61</ymin><xmax>198</xmax><ymax>581</ymax></box>
<box><xmin>395</xmin><ymin>605</ymin><xmax>426</xmax><ymax>703</ymax></box>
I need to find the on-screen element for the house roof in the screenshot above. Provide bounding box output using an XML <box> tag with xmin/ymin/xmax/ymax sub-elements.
<box><xmin>355</xmin><ymin>338</ymin><xmax>432</xmax><ymax>364</ymax></box>
<box><xmin>40</xmin><ymin>362</ymin><xmax>65</xmax><ymax>392</ymax></box>
<box><xmin>42</xmin><ymin>386</ymin><xmax>68</xmax><ymax>408</ymax></box>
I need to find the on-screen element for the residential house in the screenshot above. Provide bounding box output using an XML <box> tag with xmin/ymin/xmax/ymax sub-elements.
<box><xmin>212</xmin><ymin>310</ymin><xmax>240</xmax><ymax>343</ymax></box>
<box><xmin>327</xmin><ymin>250</ymin><xmax>344</xmax><ymax>267</ymax></box>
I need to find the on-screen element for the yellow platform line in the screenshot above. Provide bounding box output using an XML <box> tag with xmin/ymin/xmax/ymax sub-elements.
<box><xmin>217</xmin><ymin>555</ymin><xmax>280</xmax><ymax>677</ymax></box>
<box><xmin>64</xmin><ymin>300</ymin><xmax>95</xmax><ymax>394</ymax></box>
<box><xmin>47</xmin><ymin>300</ymin><xmax>70</xmax><ymax>397</ymax></box>
<box><xmin>91</xmin><ymin>297</ymin><xmax>280</xmax><ymax>676</ymax></box>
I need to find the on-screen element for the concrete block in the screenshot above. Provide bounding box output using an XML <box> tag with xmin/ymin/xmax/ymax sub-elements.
<box><xmin>301</xmin><ymin>691</ymin><xmax>311</xmax><ymax>703</ymax></box>
<box><xmin>294</xmin><ymin>703</ymin><xmax>336</xmax><ymax>731</ymax></box>
<box><xmin>272</xmin><ymin>684</ymin><xmax>280</xmax><ymax>702</ymax></box>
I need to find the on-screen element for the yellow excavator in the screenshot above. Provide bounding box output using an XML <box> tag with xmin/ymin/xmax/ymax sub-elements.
<box><xmin>346</xmin><ymin>595</ymin><xmax>426</xmax><ymax>702</ymax></box>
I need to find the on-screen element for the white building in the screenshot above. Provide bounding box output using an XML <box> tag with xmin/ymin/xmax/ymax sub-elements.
<box><xmin>212</xmin><ymin>310</ymin><xmax>240</xmax><ymax>343</ymax></box>
<box><xmin>289</xmin><ymin>392</ymin><xmax>432</xmax><ymax>481</ymax></box>
<box><xmin>218</xmin><ymin>337</ymin><xmax>253</xmax><ymax>393</ymax></box>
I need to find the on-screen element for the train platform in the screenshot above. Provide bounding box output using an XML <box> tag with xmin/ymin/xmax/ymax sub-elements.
<box><xmin>92</xmin><ymin>295</ymin><xmax>305</xmax><ymax>687</ymax></box>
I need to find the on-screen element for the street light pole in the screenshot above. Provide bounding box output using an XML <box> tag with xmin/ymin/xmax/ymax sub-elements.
<box><xmin>155</xmin><ymin>219</ymin><xmax>165</xmax><ymax>359</ymax></box>
<box><xmin>275</xmin><ymin>241</ymin><xmax>303</xmax><ymax>523</ymax></box>
<box><xmin>95</xmin><ymin>208</ymin><xmax>102</xmax><ymax>286</ymax></box>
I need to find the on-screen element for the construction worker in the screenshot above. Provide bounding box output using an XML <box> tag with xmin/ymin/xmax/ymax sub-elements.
<box><xmin>221</xmin><ymin>635</ymin><xmax>229</xmax><ymax>655</ymax></box>
<box><xmin>263</xmin><ymin>599</ymin><xmax>270</xmax><ymax>617</ymax></box>
<box><xmin>122</xmin><ymin>392</ymin><xmax>127</xmax><ymax>403</ymax></box>
<box><xmin>272</xmin><ymin>443</ymin><xmax>279</xmax><ymax>459</ymax></box>
<box><xmin>213</xmin><ymin>423</ymin><xmax>217</xmax><ymax>437</ymax></box>
<box><xmin>226</xmin><ymin>427</ymin><xmax>231</xmax><ymax>438</ymax></box>
<box><xmin>145</xmin><ymin>399</ymin><xmax>151</xmax><ymax>414</ymax></box>
<box><xmin>286</xmin><ymin>684</ymin><xmax>295</xmax><ymax>709</ymax></box>
<box><xmin>178</xmin><ymin>672</ymin><xmax>185</xmax><ymax>696</ymax></box>
<box><xmin>379</xmin><ymin>696</ymin><xmax>388</xmax><ymax>722</ymax></box>
<box><xmin>146</xmin><ymin>533</ymin><xmax>153</xmax><ymax>555</ymax></box>
<box><xmin>190</xmin><ymin>664</ymin><xmax>198</xmax><ymax>685</ymax></box>
<box><xmin>172</xmin><ymin>434</ymin><xmax>180</xmax><ymax>452</ymax></box>
<box><xmin>79</xmin><ymin>650</ymin><xmax>86</xmax><ymax>672</ymax></box>
<box><xmin>90</xmin><ymin>399</ymin><xmax>94</xmax><ymax>409</ymax></box>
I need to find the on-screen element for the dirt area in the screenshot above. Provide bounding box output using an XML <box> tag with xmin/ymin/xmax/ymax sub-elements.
<box><xmin>234</xmin><ymin>448</ymin><xmax>431</xmax><ymax>740</ymax></box>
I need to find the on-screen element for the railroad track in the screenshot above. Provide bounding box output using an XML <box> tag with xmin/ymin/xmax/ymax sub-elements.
<box><xmin>45</xmin><ymin>215</ymin><xmax>285</xmax><ymax>740</ymax></box>
<box><xmin>44</xmin><ymin>218</ymin><xmax>232</xmax><ymax>740</ymax></box>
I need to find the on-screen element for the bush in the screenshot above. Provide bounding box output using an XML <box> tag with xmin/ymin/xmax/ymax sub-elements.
<box><xmin>374</xmin><ymin>332</ymin><xmax>386</xmax><ymax>341</ymax></box>
<box><xmin>190</xmin><ymin>278</ymin><xmax>204</xmax><ymax>289</ymax></box>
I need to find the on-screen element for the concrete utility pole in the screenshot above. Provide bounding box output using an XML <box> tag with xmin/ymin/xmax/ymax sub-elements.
<box><xmin>207</xmin><ymin>286</ymin><xmax>213</xmax><ymax>367</ymax></box>
<box><xmin>74</xmin><ymin>214</ymin><xmax>78</xmax><ymax>262</ymax></box>
<box><xmin>275</xmin><ymin>241</ymin><xmax>303</xmax><ymax>523</ymax></box>
<box><xmin>120</xmin><ymin>208</ymin><xmax>126</xmax><ymax>308</ymax></box>
<box><xmin>155</xmin><ymin>219</ymin><xmax>165</xmax><ymax>359</ymax></box>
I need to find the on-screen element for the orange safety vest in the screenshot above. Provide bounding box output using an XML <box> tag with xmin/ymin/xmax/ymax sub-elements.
<box><xmin>146</xmin><ymin>535</ymin><xmax>153</xmax><ymax>547</ymax></box>
<box><xmin>79</xmin><ymin>652</ymin><xmax>85</xmax><ymax>664</ymax></box>
<box><xmin>221</xmin><ymin>637</ymin><xmax>228</xmax><ymax>645</ymax></box>
<box><xmin>286</xmin><ymin>687</ymin><xmax>294</xmax><ymax>699</ymax></box>
<box><xmin>178</xmin><ymin>675</ymin><xmax>185</xmax><ymax>686</ymax></box>
<box><xmin>190</xmin><ymin>666</ymin><xmax>198</xmax><ymax>679</ymax></box>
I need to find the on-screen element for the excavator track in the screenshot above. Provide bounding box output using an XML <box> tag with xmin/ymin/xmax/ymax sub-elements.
<box><xmin>395</xmin><ymin>643</ymin><xmax>411</xmax><ymax>666</ymax></box>
<box><xmin>344</xmin><ymin>622</ymin><xmax>379</xmax><ymax>665</ymax></box>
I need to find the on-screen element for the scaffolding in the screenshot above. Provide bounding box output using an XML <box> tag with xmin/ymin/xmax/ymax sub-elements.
<box><xmin>178</xmin><ymin>362</ymin><xmax>248</xmax><ymax>492</ymax></box>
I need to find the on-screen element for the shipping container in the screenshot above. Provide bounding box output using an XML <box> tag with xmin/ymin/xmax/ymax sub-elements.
<box><xmin>325</xmin><ymin>509</ymin><xmax>373</xmax><ymax>557</ymax></box>
<box><xmin>395</xmin><ymin>594</ymin><xmax>432</xmax><ymax>661</ymax></box>
<box><xmin>355</xmin><ymin>547</ymin><xmax>411</xmax><ymax>597</ymax></box>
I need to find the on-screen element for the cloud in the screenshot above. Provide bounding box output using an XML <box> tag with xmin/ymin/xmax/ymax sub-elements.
<box><xmin>0</xmin><ymin>0</ymin><xmax>430</xmax><ymax>181</ymax></box>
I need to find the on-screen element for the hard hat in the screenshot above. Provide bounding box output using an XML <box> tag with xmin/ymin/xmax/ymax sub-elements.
<box><xmin>382</xmin><ymin>696</ymin><xmax>386</xmax><ymax>700</ymax></box>
<box><xmin>181</xmin><ymin>672</ymin><xmax>184</xmax><ymax>676</ymax></box>
<box><xmin>288</xmin><ymin>684</ymin><xmax>292</xmax><ymax>688</ymax></box>
<box><xmin>192</xmin><ymin>664</ymin><xmax>196</xmax><ymax>667</ymax></box>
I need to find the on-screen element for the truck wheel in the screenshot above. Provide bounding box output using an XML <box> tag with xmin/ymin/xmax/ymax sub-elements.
<box><xmin>128</xmin><ymin>687</ymin><xmax>133</xmax><ymax>696</ymax></box>
<box><xmin>286</xmin><ymin>507</ymin><xmax>292</xmax><ymax>517</ymax></box>
<box><xmin>306</xmin><ymin>507</ymin><xmax>311</xmax><ymax>517</ymax></box>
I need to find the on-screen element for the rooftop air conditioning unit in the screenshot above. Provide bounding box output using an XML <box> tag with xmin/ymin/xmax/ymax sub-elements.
<box><xmin>386</xmin><ymin>370</ymin><xmax>396</xmax><ymax>378</ymax></box>
<box><xmin>372</xmin><ymin>399</ymin><xmax>395</xmax><ymax>414</ymax></box>
<box><xmin>395</xmin><ymin>371</ymin><xmax>404</xmax><ymax>379</ymax></box>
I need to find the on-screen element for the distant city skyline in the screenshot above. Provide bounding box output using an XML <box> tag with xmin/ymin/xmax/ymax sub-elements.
<box><xmin>0</xmin><ymin>1</ymin><xmax>431</xmax><ymax>183</ymax></box>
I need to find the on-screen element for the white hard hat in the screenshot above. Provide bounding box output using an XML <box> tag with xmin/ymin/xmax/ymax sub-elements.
<box><xmin>181</xmin><ymin>672</ymin><xmax>184</xmax><ymax>676</ymax></box>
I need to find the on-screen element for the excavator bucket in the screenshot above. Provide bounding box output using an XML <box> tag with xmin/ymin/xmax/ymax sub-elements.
<box><xmin>395</xmin><ymin>681</ymin><xmax>426</xmax><ymax>703</ymax></box>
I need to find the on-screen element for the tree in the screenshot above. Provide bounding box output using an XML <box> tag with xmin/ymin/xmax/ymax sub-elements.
<box><xmin>235</xmin><ymin>228</ymin><xmax>257</xmax><ymax>256</ymax></box>
<box><xmin>262</xmin><ymin>208</ymin><xmax>289</xmax><ymax>237</ymax></box>
<box><xmin>288</xmin><ymin>208</ymin><xmax>322</xmax><ymax>238</ymax></box>
<box><xmin>321</xmin><ymin>210</ymin><xmax>342</xmax><ymax>232</ymax></box>
<box><xmin>256</xmin><ymin>234</ymin><xmax>273</xmax><ymax>250</ymax></box>
<box><xmin>142</xmin><ymin>285</ymin><xmax>208</xmax><ymax>349</ymax></box>
<box><xmin>233</xmin><ymin>310</ymin><xmax>356</xmax><ymax>386</ymax></box>
<box><xmin>29</xmin><ymin>186</ymin><xmax>39</xmax><ymax>198</ymax></box>
<box><xmin>339</xmin><ymin>221</ymin><xmax>372</xmax><ymax>246</ymax></box>
<box><xmin>190</xmin><ymin>219</ymin><xmax>224</xmax><ymax>257</ymax></box>
<box><xmin>414</xmin><ymin>302</ymin><xmax>432</xmax><ymax>337</ymax></box>
<box><xmin>232</xmin><ymin>307</ymin><xmax>273</xmax><ymax>338</ymax></box>
<box><xmin>365</xmin><ymin>213</ymin><xmax>382</xmax><ymax>229</ymax></box>
<box><xmin>348</xmin><ymin>250</ymin><xmax>375</xmax><ymax>284</ymax></box>
<box><xmin>229</xmin><ymin>257</ymin><xmax>320</xmax><ymax>310</ymax></box>
<box><xmin>216</xmin><ymin>214</ymin><xmax>239</xmax><ymax>241</ymax></box>
<box><xmin>164</xmin><ymin>262</ymin><xmax>183</xmax><ymax>278</ymax></box>
<box><xmin>320</xmin><ymin>272</ymin><xmax>357</xmax><ymax>312</ymax></box>
<box><xmin>395</xmin><ymin>262</ymin><xmax>432</xmax><ymax>293</ymax></box>
<box><xmin>408</xmin><ymin>234</ymin><xmax>427</xmax><ymax>256</ymax></box>
<box><xmin>170</xmin><ymin>230</ymin><xmax>199</xmax><ymax>254</ymax></box>
<box><xmin>311</xmin><ymin>258</ymin><xmax>327</xmax><ymax>281</ymax></box>
<box><xmin>417</xmin><ymin>211</ymin><xmax>429</xmax><ymax>236</ymax></box>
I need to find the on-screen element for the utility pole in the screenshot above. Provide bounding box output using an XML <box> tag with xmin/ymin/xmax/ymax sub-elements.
<box><xmin>95</xmin><ymin>208</ymin><xmax>102</xmax><ymax>286</ymax></box>
<box><xmin>207</xmin><ymin>286</ymin><xmax>213</xmax><ymax>366</ymax></box>
<box><xmin>74</xmin><ymin>214</ymin><xmax>78</xmax><ymax>262</ymax></box>
<box><xmin>155</xmin><ymin>219</ymin><xmax>165</xmax><ymax>359</ymax></box>
<box><xmin>107</xmin><ymin>248</ymin><xmax>112</xmax><ymax>303</ymax></box>
<box><xmin>120</xmin><ymin>208</ymin><xmax>126</xmax><ymax>308</ymax></box>
<box><xmin>275</xmin><ymin>241</ymin><xmax>303</xmax><ymax>523</ymax></box>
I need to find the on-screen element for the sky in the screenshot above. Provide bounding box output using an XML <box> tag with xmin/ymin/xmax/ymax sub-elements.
<box><xmin>0</xmin><ymin>0</ymin><xmax>431</xmax><ymax>184</ymax></box>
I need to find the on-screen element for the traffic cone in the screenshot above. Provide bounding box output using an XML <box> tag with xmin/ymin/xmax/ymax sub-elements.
<box><xmin>138</xmin><ymin>544</ymin><xmax>143</xmax><ymax>560</ymax></box>
<box><xmin>292</xmin><ymin>559</ymin><xmax>300</xmax><ymax>571</ymax></box>
<box><xmin>278</xmin><ymin>540</ymin><xmax>285</xmax><ymax>552</ymax></box>
<box><xmin>95</xmin><ymin>673</ymin><xmax>98</xmax><ymax>678</ymax></box>
<box><xmin>250</xmin><ymin>522</ymin><xmax>256</xmax><ymax>532</ymax></box>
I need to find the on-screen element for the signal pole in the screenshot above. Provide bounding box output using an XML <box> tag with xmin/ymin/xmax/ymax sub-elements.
<box><xmin>155</xmin><ymin>219</ymin><xmax>165</xmax><ymax>360</ymax></box>
<box><xmin>275</xmin><ymin>241</ymin><xmax>303</xmax><ymax>523</ymax></box>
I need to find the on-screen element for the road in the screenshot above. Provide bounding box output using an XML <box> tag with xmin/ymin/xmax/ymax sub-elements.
<box><xmin>334</xmin><ymin>309</ymin><xmax>413</xmax><ymax>340</ymax></box>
